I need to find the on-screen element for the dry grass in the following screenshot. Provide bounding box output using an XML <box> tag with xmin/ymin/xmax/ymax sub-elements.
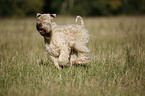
<box><xmin>0</xmin><ymin>16</ymin><xmax>145</xmax><ymax>96</ymax></box>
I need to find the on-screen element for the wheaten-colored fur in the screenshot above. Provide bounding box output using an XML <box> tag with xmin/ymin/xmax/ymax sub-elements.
<box><xmin>36</xmin><ymin>13</ymin><xmax>90</xmax><ymax>69</ymax></box>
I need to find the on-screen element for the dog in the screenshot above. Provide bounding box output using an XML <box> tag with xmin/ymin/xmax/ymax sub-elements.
<box><xmin>36</xmin><ymin>13</ymin><xmax>90</xmax><ymax>70</ymax></box>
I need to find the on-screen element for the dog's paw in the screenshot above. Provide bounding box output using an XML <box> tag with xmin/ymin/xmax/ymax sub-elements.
<box><xmin>58</xmin><ymin>59</ymin><xmax>69</xmax><ymax>66</ymax></box>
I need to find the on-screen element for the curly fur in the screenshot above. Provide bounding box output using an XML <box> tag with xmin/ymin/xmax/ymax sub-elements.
<box><xmin>36</xmin><ymin>13</ymin><xmax>90</xmax><ymax>69</ymax></box>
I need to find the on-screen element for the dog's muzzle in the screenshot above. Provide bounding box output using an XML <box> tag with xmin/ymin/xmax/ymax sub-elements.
<box><xmin>36</xmin><ymin>23</ymin><xmax>46</xmax><ymax>35</ymax></box>
<box><xmin>36</xmin><ymin>23</ymin><xmax>51</xmax><ymax>40</ymax></box>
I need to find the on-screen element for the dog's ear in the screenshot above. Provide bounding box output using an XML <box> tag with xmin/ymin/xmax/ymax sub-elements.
<box><xmin>36</xmin><ymin>13</ymin><xmax>41</xmax><ymax>17</ymax></box>
<box><xmin>50</xmin><ymin>14</ymin><xmax>56</xmax><ymax>19</ymax></box>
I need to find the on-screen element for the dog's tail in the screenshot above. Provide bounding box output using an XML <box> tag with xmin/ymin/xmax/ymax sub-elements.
<box><xmin>75</xmin><ymin>16</ymin><xmax>85</xmax><ymax>27</ymax></box>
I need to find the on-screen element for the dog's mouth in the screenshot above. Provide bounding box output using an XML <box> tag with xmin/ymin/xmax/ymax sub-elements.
<box><xmin>36</xmin><ymin>24</ymin><xmax>47</xmax><ymax>35</ymax></box>
<box><xmin>38</xmin><ymin>28</ymin><xmax>46</xmax><ymax>35</ymax></box>
<box><xmin>38</xmin><ymin>29</ymin><xmax>51</xmax><ymax>38</ymax></box>
<box><xmin>36</xmin><ymin>23</ymin><xmax>52</xmax><ymax>40</ymax></box>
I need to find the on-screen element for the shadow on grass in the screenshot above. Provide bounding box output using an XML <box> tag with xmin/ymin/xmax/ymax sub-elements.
<box><xmin>39</xmin><ymin>59</ymin><xmax>89</xmax><ymax>69</ymax></box>
<box><xmin>60</xmin><ymin>64</ymin><xmax>89</xmax><ymax>69</ymax></box>
<box><xmin>73</xmin><ymin>64</ymin><xmax>89</xmax><ymax>68</ymax></box>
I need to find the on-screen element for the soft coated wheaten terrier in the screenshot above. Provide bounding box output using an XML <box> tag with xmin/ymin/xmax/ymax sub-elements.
<box><xmin>36</xmin><ymin>13</ymin><xmax>90</xmax><ymax>70</ymax></box>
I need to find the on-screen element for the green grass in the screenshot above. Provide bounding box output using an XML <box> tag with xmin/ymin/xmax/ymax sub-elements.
<box><xmin>0</xmin><ymin>16</ymin><xmax>145</xmax><ymax>96</ymax></box>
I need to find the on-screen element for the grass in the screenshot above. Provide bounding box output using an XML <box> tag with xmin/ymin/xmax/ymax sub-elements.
<box><xmin>0</xmin><ymin>16</ymin><xmax>145</xmax><ymax>96</ymax></box>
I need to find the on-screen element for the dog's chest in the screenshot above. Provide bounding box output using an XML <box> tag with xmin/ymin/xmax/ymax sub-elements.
<box><xmin>45</xmin><ymin>43</ymin><xmax>60</xmax><ymax>57</ymax></box>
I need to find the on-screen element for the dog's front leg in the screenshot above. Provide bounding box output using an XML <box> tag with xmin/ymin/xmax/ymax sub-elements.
<box><xmin>58</xmin><ymin>45</ymin><xmax>70</xmax><ymax>66</ymax></box>
<box><xmin>50</xmin><ymin>55</ymin><xmax>61</xmax><ymax>70</ymax></box>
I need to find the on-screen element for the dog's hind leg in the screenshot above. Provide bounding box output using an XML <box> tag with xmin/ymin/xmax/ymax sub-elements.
<box><xmin>74</xmin><ymin>52</ymin><xmax>90</xmax><ymax>64</ymax></box>
<box><xmin>73</xmin><ymin>43</ymin><xmax>90</xmax><ymax>64</ymax></box>
<box><xmin>75</xmin><ymin>43</ymin><xmax>90</xmax><ymax>53</ymax></box>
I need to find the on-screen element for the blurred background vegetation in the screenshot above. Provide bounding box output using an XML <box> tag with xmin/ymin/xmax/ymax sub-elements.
<box><xmin>0</xmin><ymin>0</ymin><xmax>145</xmax><ymax>17</ymax></box>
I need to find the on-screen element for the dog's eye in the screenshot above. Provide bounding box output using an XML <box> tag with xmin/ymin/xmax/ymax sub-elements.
<box><xmin>37</xmin><ymin>15</ymin><xmax>41</xmax><ymax>17</ymax></box>
<box><xmin>50</xmin><ymin>14</ymin><xmax>55</xmax><ymax>18</ymax></box>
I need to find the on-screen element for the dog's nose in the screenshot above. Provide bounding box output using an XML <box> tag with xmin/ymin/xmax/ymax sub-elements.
<box><xmin>36</xmin><ymin>23</ymin><xmax>42</xmax><ymax>30</ymax></box>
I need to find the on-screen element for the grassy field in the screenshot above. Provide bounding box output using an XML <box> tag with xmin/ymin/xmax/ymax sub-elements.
<box><xmin>0</xmin><ymin>16</ymin><xmax>145</xmax><ymax>96</ymax></box>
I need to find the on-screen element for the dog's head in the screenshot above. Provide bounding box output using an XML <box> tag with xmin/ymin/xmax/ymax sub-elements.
<box><xmin>36</xmin><ymin>13</ymin><xmax>56</xmax><ymax>40</ymax></box>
